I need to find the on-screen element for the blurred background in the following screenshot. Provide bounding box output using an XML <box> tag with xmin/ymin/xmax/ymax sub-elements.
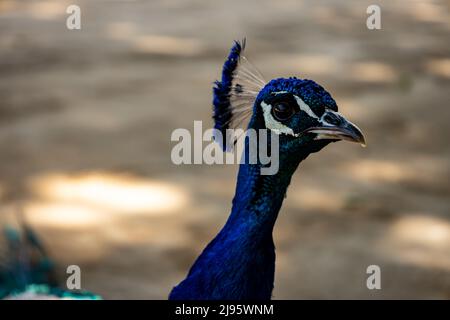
<box><xmin>0</xmin><ymin>0</ymin><xmax>449</xmax><ymax>299</ymax></box>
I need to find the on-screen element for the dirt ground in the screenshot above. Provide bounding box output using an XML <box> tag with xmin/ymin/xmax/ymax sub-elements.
<box><xmin>0</xmin><ymin>0</ymin><xmax>449</xmax><ymax>299</ymax></box>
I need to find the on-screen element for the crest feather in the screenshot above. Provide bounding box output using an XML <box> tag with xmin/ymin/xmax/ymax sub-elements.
<box><xmin>212</xmin><ymin>39</ymin><xmax>265</xmax><ymax>151</ymax></box>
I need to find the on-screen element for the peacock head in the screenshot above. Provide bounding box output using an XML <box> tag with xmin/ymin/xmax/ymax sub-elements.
<box><xmin>213</xmin><ymin>40</ymin><xmax>365</xmax><ymax>163</ymax></box>
<box><xmin>254</xmin><ymin>77</ymin><xmax>365</xmax><ymax>151</ymax></box>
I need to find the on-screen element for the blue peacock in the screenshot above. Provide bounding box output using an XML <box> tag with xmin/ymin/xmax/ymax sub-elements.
<box><xmin>169</xmin><ymin>40</ymin><xmax>365</xmax><ymax>300</ymax></box>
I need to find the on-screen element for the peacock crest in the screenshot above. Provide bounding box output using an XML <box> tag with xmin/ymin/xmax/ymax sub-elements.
<box><xmin>212</xmin><ymin>39</ymin><xmax>266</xmax><ymax>151</ymax></box>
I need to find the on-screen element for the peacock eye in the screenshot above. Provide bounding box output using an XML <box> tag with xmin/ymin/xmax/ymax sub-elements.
<box><xmin>272</xmin><ymin>102</ymin><xmax>295</xmax><ymax>121</ymax></box>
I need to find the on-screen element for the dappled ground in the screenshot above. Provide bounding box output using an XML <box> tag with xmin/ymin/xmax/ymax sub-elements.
<box><xmin>0</xmin><ymin>0</ymin><xmax>449</xmax><ymax>299</ymax></box>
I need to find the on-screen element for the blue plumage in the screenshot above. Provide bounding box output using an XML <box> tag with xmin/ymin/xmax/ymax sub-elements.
<box><xmin>260</xmin><ymin>77</ymin><xmax>338</xmax><ymax>112</ymax></box>
<box><xmin>170</xmin><ymin>40</ymin><xmax>365</xmax><ymax>300</ymax></box>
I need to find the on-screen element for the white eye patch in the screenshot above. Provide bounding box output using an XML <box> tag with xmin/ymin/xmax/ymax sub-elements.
<box><xmin>261</xmin><ymin>101</ymin><xmax>297</xmax><ymax>136</ymax></box>
<box><xmin>293</xmin><ymin>95</ymin><xmax>319</xmax><ymax>119</ymax></box>
<box><xmin>260</xmin><ymin>94</ymin><xmax>319</xmax><ymax>137</ymax></box>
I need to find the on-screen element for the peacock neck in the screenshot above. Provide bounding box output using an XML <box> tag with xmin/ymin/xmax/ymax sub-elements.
<box><xmin>227</xmin><ymin>161</ymin><xmax>298</xmax><ymax>235</ymax></box>
<box><xmin>196</xmin><ymin>141</ymin><xmax>312</xmax><ymax>299</ymax></box>
<box><xmin>225</xmin><ymin>138</ymin><xmax>310</xmax><ymax>236</ymax></box>
<box><xmin>169</xmin><ymin>134</ymin><xmax>317</xmax><ymax>300</ymax></box>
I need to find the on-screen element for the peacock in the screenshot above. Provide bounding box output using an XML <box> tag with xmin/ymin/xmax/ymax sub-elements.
<box><xmin>169</xmin><ymin>40</ymin><xmax>365</xmax><ymax>300</ymax></box>
<box><xmin>0</xmin><ymin>222</ymin><xmax>100</xmax><ymax>300</ymax></box>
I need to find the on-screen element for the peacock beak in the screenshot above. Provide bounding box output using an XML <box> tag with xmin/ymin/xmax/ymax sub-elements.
<box><xmin>306</xmin><ymin>111</ymin><xmax>366</xmax><ymax>147</ymax></box>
